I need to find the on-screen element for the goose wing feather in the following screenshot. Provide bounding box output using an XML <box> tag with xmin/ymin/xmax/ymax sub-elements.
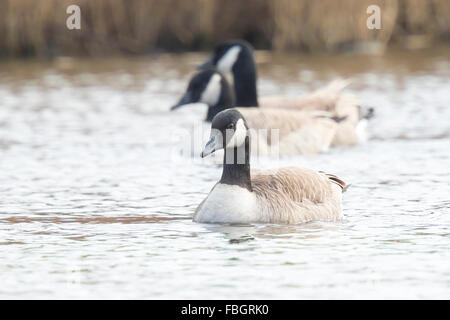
<box><xmin>236</xmin><ymin>107</ymin><xmax>338</xmax><ymax>153</ymax></box>
<box><xmin>259</xmin><ymin>79</ymin><xmax>351</xmax><ymax>112</ymax></box>
<box><xmin>250</xmin><ymin>167</ymin><xmax>344</xmax><ymax>223</ymax></box>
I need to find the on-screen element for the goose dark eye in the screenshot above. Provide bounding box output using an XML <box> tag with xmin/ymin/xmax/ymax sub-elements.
<box><xmin>227</xmin><ymin>123</ymin><xmax>234</xmax><ymax>130</ymax></box>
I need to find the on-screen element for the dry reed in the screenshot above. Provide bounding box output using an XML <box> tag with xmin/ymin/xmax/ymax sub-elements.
<box><xmin>0</xmin><ymin>0</ymin><xmax>448</xmax><ymax>57</ymax></box>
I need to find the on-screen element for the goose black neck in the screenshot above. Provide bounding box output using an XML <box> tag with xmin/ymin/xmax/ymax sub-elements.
<box><xmin>220</xmin><ymin>136</ymin><xmax>252</xmax><ymax>191</ymax></box>
<box><xmin>206</xmin><ymin>77</ymin><xmax>236</xmax><ymax>121</ymax></box>
<box><xmin>232</xmin><ymin>53</ymin><xmax>259</xmax><ymax>107</ymax></box>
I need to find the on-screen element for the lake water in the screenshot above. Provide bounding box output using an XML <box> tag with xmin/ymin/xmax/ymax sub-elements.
<box><xmin>0</xmin><ymin>49</ymin><xmax>449</xmax><ymax>299</ymax></box>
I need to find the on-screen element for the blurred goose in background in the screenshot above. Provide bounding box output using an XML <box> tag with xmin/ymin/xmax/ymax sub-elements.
<box><xmin>194</xmin><ymin>109</ymin><xmax>347</xmax><ymax>224</ymax></box>
<box><xmin>171</xmin><ymin>69</ymin><xmax>340</xmax><ymax>155</ymax></box>
<box><xmin>199</xmin><ymin>39</ymin><xmax>374</xmax><ymax>146</ymax></box>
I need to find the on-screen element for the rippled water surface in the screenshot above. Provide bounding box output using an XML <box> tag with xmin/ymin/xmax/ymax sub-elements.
<box><xmin>1</xmin><ymin>49</ymin><xmax>449</xmax><ymax>299</ymax></box>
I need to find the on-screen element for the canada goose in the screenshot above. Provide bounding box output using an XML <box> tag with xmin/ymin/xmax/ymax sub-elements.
<box><xmin>171</xmin><ymin>69</ymin><xmax>339</xmax><ymax>155</ymax></box>
<box><xmin>199</xmin><ymin>40</ymin><xmax>374</xmax><ymax>146</ymax></box>
<box><xmin>194</xmin><ymin>109</ymin><xmax>347</xmax><ymax>224</ymax></box>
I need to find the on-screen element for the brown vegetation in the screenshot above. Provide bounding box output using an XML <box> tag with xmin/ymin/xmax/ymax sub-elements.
<box><xmin>0</xmin><ymin>0</ymin><xmax>448</xmax><ymax>57</ymax></box>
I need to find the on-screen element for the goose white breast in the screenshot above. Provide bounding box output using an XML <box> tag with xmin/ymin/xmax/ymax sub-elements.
<box><xmin>194</xmin><ymin>183</ymin><xmax>258</xmax><ymax>223</ymax></box>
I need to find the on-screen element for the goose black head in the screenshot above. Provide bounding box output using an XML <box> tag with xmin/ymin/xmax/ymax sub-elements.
<box><xmin>198</xmin><ymin>40</ymin><xmax>255</xmax><ymax>73</ymax></box>
<box><xmin>171</xmin><ymin>69</ymin><xmax>235</xmax><ymax>121</ymax></box>
<box><xmin>199</xmin><ymin>40</ymin><xmax>258</xmax><ymax>107</ymax></box>
<box><xmin>201</xmin><ymin>109</ymin><xmax>249</xmax><ymax>158</ymax></box>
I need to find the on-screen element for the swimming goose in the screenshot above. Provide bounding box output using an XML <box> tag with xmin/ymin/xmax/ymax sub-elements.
<box><xmin>194</xmin><ymin>109</ymin><xmax>346</xmax><ymax>224</ymax></box>
<box><xmin>171</xmin><ymin>69</ymin><xmax>339</xmax><ymax>155</ymax></box>
<box><xmin>199</xmin><ymin>39</ymin><xmax>374</xmax><ymax>146</ymax></box>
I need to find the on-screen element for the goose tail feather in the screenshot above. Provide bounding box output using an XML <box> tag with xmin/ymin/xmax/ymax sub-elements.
<box><xmin>320</xmin><ymin>172</ymin><xmax>348</xmax><ymax>192</ymax></box>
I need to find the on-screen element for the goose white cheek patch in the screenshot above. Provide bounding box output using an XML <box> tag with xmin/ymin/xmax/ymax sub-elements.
<box><xmin>217</xmin><ymin>46</ymin><xmax>241</xmax><ymax>72</ymax></box>
<box><xmin>200</xmin><ymin>73</ymin><xmax>221</xmax><ymax>106</ymax></box>
<box><xmin>226</xmin><ymin>119</ymin><xmax>247</xmax><ymax>149</ymax></box>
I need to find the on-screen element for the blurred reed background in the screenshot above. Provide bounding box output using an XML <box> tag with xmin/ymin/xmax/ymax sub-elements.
<box><xmin>0</xmin><ymin>0</ymin><xmax>448</xmax><ymax>58</ymax></box>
